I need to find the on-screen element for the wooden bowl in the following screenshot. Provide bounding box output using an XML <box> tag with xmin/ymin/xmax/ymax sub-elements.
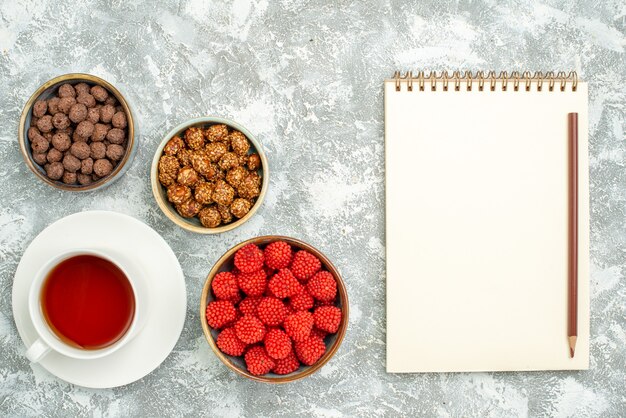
<box><xmin>200</xmin><ymin>236</ymin><xmax>349</xmax><ymax>383</ymax></box>
<box><xmin>151</xmin><ymin>117</ymin><xmax>268</xmax><ymax>234</ymax></box>
<box><xmin>18</xmin><ymin>73</ymin><xmax>136</xmax><ymax>192</ymax></box>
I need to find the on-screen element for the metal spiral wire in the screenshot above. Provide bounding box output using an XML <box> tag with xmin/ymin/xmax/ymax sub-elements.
<box><xmin>393</xmin><ymin>71</ymin><xmax>578</xmax><ymax>92</ymax></box>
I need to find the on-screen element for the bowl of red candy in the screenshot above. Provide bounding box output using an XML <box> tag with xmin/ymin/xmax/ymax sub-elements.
<box><xmin>200</xmin><ymin>236</ymin><xmax>348</xmax><ymax>383</ymax></box>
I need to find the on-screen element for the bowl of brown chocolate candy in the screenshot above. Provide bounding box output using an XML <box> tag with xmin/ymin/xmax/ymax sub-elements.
<box><xmin>151</xmin><ymin>117</ymin><xmax>268</xmax><ymax>234</ymax></box>
<box><xmin>19</xmin><ymin>73</ymin><xmax>136</xmax><ymax>191</ymax></box>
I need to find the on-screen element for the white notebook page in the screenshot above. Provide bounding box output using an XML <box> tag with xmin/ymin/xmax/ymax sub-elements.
<box><xmin>384</xmin><ymin>80</ymin><xmax>589</xmax><ymax>372</ymax></box>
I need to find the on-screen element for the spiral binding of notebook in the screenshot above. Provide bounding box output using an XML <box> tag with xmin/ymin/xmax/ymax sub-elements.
<box><xmin>391</xmin><ymin>71</ymin><xmax>579</xmax><ymax>92</ymax></box>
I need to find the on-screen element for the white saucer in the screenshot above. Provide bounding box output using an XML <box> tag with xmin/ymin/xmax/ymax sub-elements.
<box><xmin>12</xmin><ymin>211</ymin><xmax>186</xmax><ymax>388</ymax></box>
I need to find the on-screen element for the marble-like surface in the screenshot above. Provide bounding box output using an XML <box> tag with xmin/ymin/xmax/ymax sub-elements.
<box><xmin>1</xmin><ymin>0</ymin><xmax>625</xmax><ymax>416</ymax></box>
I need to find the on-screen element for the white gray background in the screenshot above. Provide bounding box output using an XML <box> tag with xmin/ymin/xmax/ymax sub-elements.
<box><xmin>1</xmin><ymin>0</ymin><xmax>625</xmax><ymax>416</ymax></box>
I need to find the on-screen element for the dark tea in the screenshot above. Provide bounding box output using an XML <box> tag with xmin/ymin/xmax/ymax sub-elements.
<box><xmin>41</xmin><ymin>254</ymin><xmax>135</xmax><ymax>350</ymax></box>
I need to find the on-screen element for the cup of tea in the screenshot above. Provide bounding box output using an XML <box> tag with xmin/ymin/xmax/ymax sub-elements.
<box><xmin>26</xmin><ymin>249</ymin><xmax>145</xmax><ymax>363</ymax></box>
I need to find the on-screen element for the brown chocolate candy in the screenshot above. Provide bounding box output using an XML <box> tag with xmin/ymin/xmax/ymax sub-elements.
<box><xmin>90</xmin><ymin>85</ymin><xmax>109</xmax><ymax>102</ymax></box>
<box><xmin>106</xmin><ymin>128</ymin><xmax>125</xmax><ymax>144</ymax></box>
<box><xmin>92</xmin><ymin>123</ymin><xmax>109</xmax><ymax>142</ymax></box>
<box><xmin>75</xmin><ymin>121</ymin><xmax>94</xmax><ymax>139</ymax></box>
<box><xmin>68</xmin><ymin>103</ymin><xmax>88</xmax><ymax>123</ymax></box>
<box><xmin>81</xmin><ymin>157</ymin><xmax>94</xmax><ymax>174</ymax></box>
<box><xmin>90</xmin><ymin>142</ymin><xmax>107</xmax><ymax>159</ymax></box>
<box><xmin>106</xmin><ymin>144</ymin><xmax>125</xmax><ymax>161</ymax></box>
<box><xmin>62</xmin><ymin>171</ymin><xmax>77</xmax><ymax>185</ymax></box>
<box><xmin>51</xmin><ymin>132</ymin><xmax>71</xmax><ymax>151</ymax></box>
<box><xmin>57</xmin><ymin>97</ymin><xmax>76</xmax><ymax>114</ymax></box>
<box><xmin>58</xmin><ymin>84</ymin><xmax>76</xmax><ymax>98</ymax></box>
<box><xmin>93</xmin><ymin>158</ymin><xmax>113</xmax><ymax>177</ymax></box>
<box><xmin>111</xmin><ymin>111</ymin><xmax>127</xmax><ymax>129</ymax></box>
<box><xmin>44</xmin><ymin>162</ymin><xmax>65</xmax><ymax>180</ymax></box>
<box><xmin>70</xmin><ymin>142</ymin><xmax>91</xmax><ymax>159</ymax></box>
<box><xmin>62</xmin><ymin>154</ymin><xmax>81</xmax><ymax>172</ymax></box>
<box><xmin>33</xmin><ymin>100</ymin><xmax>48</xmax><ymax>118</ymax></box>
<box><xmin>52</xmin><ymin>112</ymin><xmax>71</xmax><ymax>129</ymax></box>
<box><xmin>87</xmin><ymin>107</ymin><xmax>100</xmax><ymax>124</ymax></box>
<box><xmin>36</xmin><ymin>115</ymin><xmax>54</xmax><ymax>133</ymax></box>
<box><xmin>32</xmin><ymin>152</ymin><xmax>47</xmax><ymax>165</ymax></box>
<box><xmin>46</xmin><ymin>162</ymin><xmax>64</xmax><ymax>180</ymax></box>
<box><xmin>47</xmin><ymin>148</ymin><xmax>63</xmax><ymax>163</ymax></box>
<box><xmin>76</xmin><ymin>93</ymin><xmax>96</xmax><ymax>108</ymax></box>
<box><xmin>31</xmin><ymin>135</ymin><xmax>49</xmax><ymax>153</ymax></box>
<box><xmin>74</xmin><ymin>83</ymin><xmax>91</xmax><ymax>96</ymax></box>
<box><xmin>100</xmin><ymin>104</ymin><xmax>115</xmax><ymax>123</ymax></box>
<box><xmin>27</xmin><ymin>127</ymin><xmax>41</xmax><ymax>141</ymax></box>
<box><xmin>47</xmin><ymin>97</ymin><xmax>60</xmax><ymax>115</ymax></box>
<box><xmin>77</xmin><ymin>173</ymin><xmax>93</xmax><ymax>185</ymax></box>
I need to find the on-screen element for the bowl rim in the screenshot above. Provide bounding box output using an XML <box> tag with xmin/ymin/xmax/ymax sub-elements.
<box><xmin>151</xmin><ymin>116</ymin><xmax>269</xmax><ymax>234</ymax></box>
<box><xmin>199</xmin><ymin>235</ymin><xmax>349</xmax><ymax>383</ymax></box>
<box><xmin>18</xmin><ymin>73</ymin><xmax>136</xmax><ymax>192</ymax></box>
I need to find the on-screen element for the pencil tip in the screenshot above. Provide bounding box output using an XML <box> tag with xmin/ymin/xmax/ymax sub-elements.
<box><xmin>568</xmin><ymin>336</ymin><xmax>577</xmax><ymax>358</ymax></box>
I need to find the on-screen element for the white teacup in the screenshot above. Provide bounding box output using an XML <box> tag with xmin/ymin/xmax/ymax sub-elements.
<box><xmin>26</xmin><ymin>249</ymin><xmax>146</xmax><ymax>363</ymax></box>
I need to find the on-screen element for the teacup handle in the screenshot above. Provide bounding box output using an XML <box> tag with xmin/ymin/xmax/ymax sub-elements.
<box><xmin>26</xmin><ymin>338</ymin><xmax>51</xmax><ymax>363</ymax></box>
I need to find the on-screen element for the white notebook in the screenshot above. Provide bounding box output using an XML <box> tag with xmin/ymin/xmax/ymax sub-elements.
<box><xmin>384</xmin><ymin>71</ymin><xmax>589</xmax><ymax>372</ymax></box>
